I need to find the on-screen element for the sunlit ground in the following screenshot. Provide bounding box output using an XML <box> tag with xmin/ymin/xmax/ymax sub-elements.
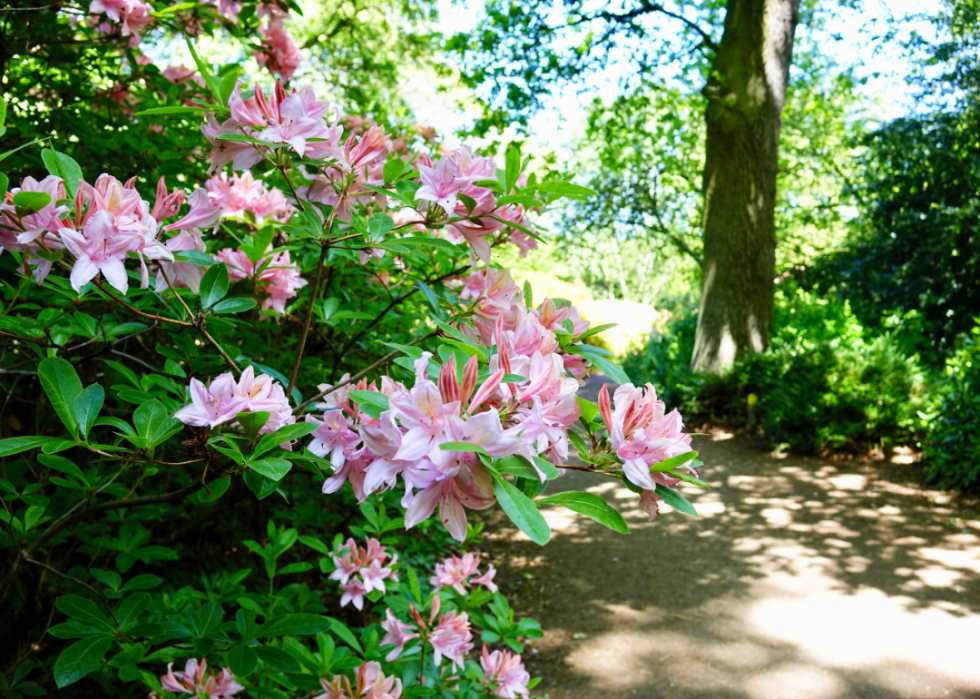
<box><xmin>486</xmin><ymin>427</ymin><xmax>980</xmax><ymax>699</ymax></box>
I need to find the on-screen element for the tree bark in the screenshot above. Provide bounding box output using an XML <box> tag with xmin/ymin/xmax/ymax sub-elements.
<box><xmin>691</xmin><ymin>0</ymin><xmax>800</xmax><ymax>373</ymax></box>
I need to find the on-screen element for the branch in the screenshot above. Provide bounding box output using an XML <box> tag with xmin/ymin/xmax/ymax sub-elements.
<box><xmin>286</xmin><ymin>243</ymin><xmax>328</xmax><ymax>396</ymax></box>
<box><xmin>587</xmin><ymin>1</ymin><xmax>718</xmax><ymax>53</ymax></box>
<box><xmin>293</xmin><ymin>330</ymin><xmax>439</xmax><ymax>414</ymax></box>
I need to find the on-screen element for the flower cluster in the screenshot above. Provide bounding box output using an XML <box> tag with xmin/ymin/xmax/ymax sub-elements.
<box><xmin>599</xmin><ymin>383</ymin><xmax>696</xmax><ymax>518</ymax></box>
<box><xmin>429</xmin><ymin>552</ymin><xmax>498</xmax><ymax>594</ymax></box>
<box><xmin>255</xmin><ymin>17</ymin><xmax>303</xmax><ymax>80</ymax></box>
<box><xmin>330</xmin><ymin>537</ymin><xmax>399</xmax><ymax>610</ymax></box>
<box><xmin>206</xmin><ymin>172</ymin><xmax>293</xmax><ymax>224</ymax></box>
<box><xmin>174</xmin><ymin>366</ymin><xmax>294</xmax><ymax>435</ymax></box>
<box><xmin>381</xmin><ymin>595</ymin><xmax>473</xmax><ymax>669</ymax></box>
<box><xmin>0</xmin><ymin>174</ymin><xmax>217</xmax><ymax>294</ymax></box>
<box><xmin>158</xmin><ymin>658</ymin><xmax>242</xmax><ymax>698</ymax></box>
<box><xmin>319</xmin><ymin>661</ymin><xmax>402</xmax><ymax>699</ymax></box>
<box><xmin>88</xmin><ymin>0</ymin><xmax>153</xmax><ymax>45</ymax></box>
<box><xmin>303</xmin><ymin>267</ymin><xmax>599</xmax><ymax>540</ymax></box>
<box><xmin>215</xmin><ymin>247</ymin><xmax>307</xmax><ymax>314</ymax></box>
<box><xmin>481</xmin><ymin>646</ymin><xmax>531</xmax><ymax>699</ymax></box>
<box><xmin>203</xmin><ymin>81</ymin><xmax>342</xmax><ymax>174</ymax></box>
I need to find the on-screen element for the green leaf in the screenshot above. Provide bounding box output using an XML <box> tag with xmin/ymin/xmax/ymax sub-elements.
<box><xmin>382</xmin><ymin>158</ymin><xmax>406</xmax><ymax>184</ymax></box>
<box><xmin>133</xmin><ymin>400</ymin><xmax>181</xmax><ymax>449</ymax></box>
<box><xmin>12</xmin><ymin>191</ymin><xmax>52</xmax><ymax>213</ymax></box>
<box><xmin>504</xmin><ymin>142</ymin><xmax>522</xmax><ymax>193</ymax></box>
<box><xmin>184</xmin><ymin>36</ymin><xmax>221</xmax><ymax>104</ymax></box>
<box><xmin>367</xmin><ymin>213</ymin><xmax>394</xmax><ymax>241</ymax></box>
<box><xmin>348</xmin><ymin>391</ymin><xmax>390</xmax><ymax>411</ymax></box>
<box><xmin>199</xmin><ymin>263</ymin><xmax>229</xmax><ymax>309</ymax></box>
<box><xmin>41</xmin><ymin>148</ymin><xmax>83</xmax><ymax>198</ymax></box>
<box><xmin>489</xmin><ymin>470</ymin><xmax>550</xmax><ymax>545</ymax></box>
<box><xmin>256</xmin><ymin>614</ymin><xmax>333</xmax><ymax>637</ymax></box>
<box><xmin>115</xmin><ymin>593</ymin><xmax>151</xmax><ymax>630</ymax></box>
<box><xmin>227</xmin><ymin>644</ymin><xmax>258</xmax><ymax>677</ymax></box>
<box><xmin>248</xmin><ymin>457</ymin><xmax>292</xmax><ymax>481</ymax></box>
<box><xmin>120</xmin><ymin>575</ymin><xmax>163</xmax><ymax>592</ymax></box>
<box><xmin>237</xmin><ymin>411</ymin><xmax>270</xmax><ymax>441</ymax></box>
<box><xmin>417</xmin><ymin>280</ymin><xmax>445</xmax><ymax>319</ymax></box>
<box><xmin>0</xmin><ymin>436</ymin><xmax>59</xmax><ymax>458</ymax></box>
<box><xmin>566</xmin><ymin>346</ymin><xmax>631</xmax><ymax>385</ymax></box>
<box><xmin>89</xmin><ymin>569</ymin><xmax>121</xmax><ymax>591</ymax></box>
<box><xmin>133</xmin><ymin>106</ymin><xmax>210</xmax><ymax>116</ymax></box>
<box><xmin>212</xmin><ymin>298</ymin><xmax>257</xmax><ymax>314</ymax></box>
<box><xmin>530</xmin><ymin>456</ymin><xmax>561</xmax><ymax>480</ymax></box>
<box><xmin>667</xmin><ymin>469</ymin><xmax>710</xmax><ymax>488</ymax></box>
<box><xmin>439</xmin><ymin>441</ymin><xmax>489</xmax><ymax>455</ymax></box>
<box><xmin>534</xmin><ymin>181</ymin><xmax>597</xmax><ymax>198</ymax></box>
<box><xmin>0</xmin><ymin>173</ymin><xmax>8</xmax><ymax>197</ymax></box>
<box><xmin>327</xmin><ymin>617</ymin><xmax>363</xmax><ymax>652</ymax></box>
<box><xmin>187</xmin><ymin>476</ymin><xmax>232</xmax><ymax>504</ymax></box>
<box><xmin>172</xmin><ymin>250</ymin><xmax>215</xmax><ymax>266</ymax></box>
<box><xmin>496</xmin><ymin>194</ymin><xmax>543</xmax><ymax>207</ymax></box>
<box><xmin>656</xmin><ymin>485</ymin><xmax>698</xmax><ymax>517</ymax></box>
<box><xmin>0</xmin><ymin>137</ymin><xmax>49</xmax><ymax>163</ymax></box>
<box><xmin>536</xmin><ymin>492</ymin><xmax>630</xmax><ymax>534</ymax></box>
<box><xmin>493</xmin><ymin>455</ymin><xmax>539</xmax><ymax>479</ymax></box>
<box><xmin>55</xmin><ymin>595</ymin><xmax>112</xmax><ymax>630</ymax></box>
<box><xmin>39</xmin><ymin>358</ymin><xmax>83</xmax><ymax>437</ymax></box>
<box><xmin>254</xmin><ymin>645</ymin><xmax>302</xmax><ymax>672</ymax></box>
<box><xmin>73</xmin><ymin>384</ymin><xmax>104</xmax><ymax>440</ymax></box>
<box><xmin>577</xmin><ymin>397</ymin><xmax>600</xmax><ymax>424</ymax></box>
<box><xmin>38</xmin><ymin>453</ymin><xmax>89</xmax><ymax>486</ymax></box>
<box><xmin>253</xmin><ymin>422</ymin><xmax>318</xmax><ymax>458</ymax></box>
<box><xmin>243</xmin><ymin>470</ymin><xmax>278</xmax><ymax>500</ymax></box>
<box><xmin>650</xmin><ymin>451</ymin><xmax>699</xmax><ymax>473</ymax></box>
<box><xmin>54</xmin><ymin>636</ymin><xmax>113</xmax><ymax>688</ymax></box>
<box><xmin>406</xmin><ymin>566</ymin><xmax>422</xmax><ymax>604</ymax></box>
<box><xmin>381</xmin><ymin>236</ymin><xmax>463</xmax><ymax>254</ymax></box>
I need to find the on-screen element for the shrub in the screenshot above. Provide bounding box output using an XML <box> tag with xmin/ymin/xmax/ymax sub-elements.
<box><xmin>625</xmin><ymin>283</ymin><xmax>929</xmax><ymax>453</ymax></box>
<box><xmin>923</xmin><ymin>320</ymin><xmax>980</xmax><ymax>490</ymax></box>
<box><xmin>0</xmin><ymin>19</ymin><xmax>706</xmax><ymax>697</ymax></box>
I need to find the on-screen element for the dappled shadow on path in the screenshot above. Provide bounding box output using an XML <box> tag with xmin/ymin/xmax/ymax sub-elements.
<box><xmin>483</xmin><ymin>431</ymin><xmax>980</xmax><ymax>699</ymax></box>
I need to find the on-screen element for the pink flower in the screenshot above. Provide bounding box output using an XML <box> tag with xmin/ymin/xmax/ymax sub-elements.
<box><xmin>326</xmin><ymin>662</ymin><xmax>401</xmax><ymax>699</ymax></box>
<box><xmin>174</xmin><ymin>374</ymin><xmax>249</xmax><ymax>428</ymax></box>
<box><xmin>380</xmin><ymin>609</ymin><xmax>418</xmax><ymax>661</ymax></box>
<box><xmin>430</xmin><ymin>553</ymin><xmax>498</xmax><ymax>595</ymax></box>
<box><xmin>598</xmin><ymin>383</ymin><xmax>695</xmax><ymax>516</ymax></box>
<box><xmin>429</xmin><ymin>609</ymin><xmax>474</xmax><ymax>669</ymax></box>
<box><xmin>405</xmin><ymin>461</ymin><xmax>495</xmax><ymax>542</ymax></box>
<box><xmin>480</xmin><ymin>646</ymin><xmax>531</xmax><ymax>698</ymax></box>
<box><xmin>164</xmin><ymin>187</ymin><xmax>222</xmax><ymax>232</ymax></box>
<box><xmin>159</xmin><ymin>658</ymin><xmax>243</xmax><ymax>698</ymax></box>
<box><xmin>308</xmin><ymin>410</ymin><xmax>361</xmax><ymax>468</ymax></box>
<box><xmin>206</xmin><ymin>172</ymin><xmax>293</xmax><ymax>224</ymax></box>
<box><xmin>340</xmin><ymin>578</ymin><xmax>369</xmax><ymax>610</ymax></box>
<box><xmin>59</xmin><ymin>210</ymin><xmax>130</xmax><ymax>293</ymax></box>
<box><xmin>254</xmin><ymin>18</ymin><xmax>302</xmax><ymax>80</ymax></box>
<box><xmin>215</xmin><ymin>247</ymin><xmax>307</xmax><ymax>315</ymax></box>
<box><xmin>416</xmin><ymin>156</ymin><xmax>468</xmax><ymax>216</ymax></box>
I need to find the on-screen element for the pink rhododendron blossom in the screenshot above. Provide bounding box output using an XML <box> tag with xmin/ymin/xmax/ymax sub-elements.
<box><xmin>330</xmin><ymin>537</ymin><xmax>398</xmax><ymax>608</ymax></box>
<box><xmin>206</xmin><ymin>172</ymin><xmax>293</xmax><ymax>224</ymax></box>
<box><xmin>318</xmin><ymin>662</ymin><xmax>402</xmax><ymax>699</ymax></box>
<box><xmin>159</xmin><ymin>658</ymin><xmax>243</xmax><ymax>698</ymax></box>
<box><xmin>174</xmin><ymin>369</ymin><xmax>294</xmax><ymax>434</ymax></box>
<box><xmin>480</xmin><ymin>646</ymin><xmax>531</xmax><ymax>698</ymax></box>
<box><xmin>429</xmin><ymin>608</ymin><xmax>474</xmax><ymax>669</ymax></box>
<box><xmin>380</xmin><ymin>609</ymin><xmax>418</xmax><ymax>661</ymax></box>
<box><xmin>215</xmin><ymin>246</ymin><xmax>307</xmax><ymax>314</ymax></box>
<box><xmin>598</xmin><ymin>383</ymin><xmax>695</xmax><ymax>517</ymax></box>
<box><xmin>430</xmin><ymin>552</ymin><xmax>498</xmax><ymax>594</ymax></box>
<box><xmin>254</xmin><ymin>18</ymin><xmax>302</xmax><ymax>80</ymax></box>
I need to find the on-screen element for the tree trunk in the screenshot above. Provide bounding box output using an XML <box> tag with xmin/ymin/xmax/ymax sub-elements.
<box><xmin>691</xmin><ymin>0</ymin><xmax>800</xmax><ymax>373</ymax></box>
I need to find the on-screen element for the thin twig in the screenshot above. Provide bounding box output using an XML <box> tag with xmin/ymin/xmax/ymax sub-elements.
<box><xmin>24</xmin><ymin>558</ymin><xmax>120</xmax><ymax>627</ymax></box>
<box><xmin>293</xmin><ymin>330</ymin><xmax>438</xmax><ymax>414</ymax></box>
<box><xmin>198</xmin><ymin>325</ymin><xmax>241</xmax><ymax>376</ymax></box>
<box><xmin>286</xmin><ymin>243</ymin><xmax>328</xmax><ymax>395</ymax></box>
<box><xmin>92</xmin><ymin>280</ymin><xmax>192</xmax><ymax>327</ymax></box>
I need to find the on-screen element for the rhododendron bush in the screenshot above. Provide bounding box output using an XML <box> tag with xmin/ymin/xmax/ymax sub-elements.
<box><xmin>0</xmin><ymin>19</ymin><xmax>705</xmax><ymax>699</ymax></box>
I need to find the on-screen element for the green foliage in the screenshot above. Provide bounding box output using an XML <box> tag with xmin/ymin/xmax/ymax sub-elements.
<box><xmin>923</xmin><ymin>320</ymin><xmax>980</xmax><ymax>490</ymax></box>
<box><xmin>625</xmin><ymin>284</ymin><xmax>929</xmax><ymax>453</ymax></box>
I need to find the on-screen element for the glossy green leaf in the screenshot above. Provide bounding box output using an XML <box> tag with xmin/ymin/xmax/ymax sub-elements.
<box><xmin>41</xmin><ymin>148</ymin><xmax>83</xmax><ymax>198</ymax></box>
<box><xmin>199</xmin><ymin>263</ymin><xmax>229</xmax><ymax>309</ymax></box>
<box><xmin>536</xmin><ymin>491</ymin><xmax>630</xmax><ymax>534</ymax></box>
<box><xmin>39</xmin><ymin>358</ymin><xmax>83</xmax><ymax>437</ymax></box>
<box><xmin>489</xmin><ymin>470</ymin><xmax>550</xmax><ymax>545</ymax></box>
<box><xmin>656</xmin><ymin>485</ymin><xmax>698</xmax><ymax>517</ymax></box>
<box><xmin>54</xmin><ymin>636</ymin><xmax>113</xmax><ymax>687</ymax></box>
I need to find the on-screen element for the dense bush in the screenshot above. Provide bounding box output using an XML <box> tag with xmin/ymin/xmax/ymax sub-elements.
<box><xmin>624</xmin><ymin>283</ymin><xmax>928</xmax><ymax>453</ymax></box>
<box><xmin>0</xmin><ymin>7</ymin><xmax>708</xmax><ymax>695</ymax></box>
<box><xmin>923</xmin><ymin>320</ymin><xmax>980</xmax><ymax>490</ymax></box>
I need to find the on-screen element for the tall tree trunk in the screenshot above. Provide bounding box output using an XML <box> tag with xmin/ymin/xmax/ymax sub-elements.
<box><xmin>691</xmin><ymin>0</ymin><xmax>800</xmax><ymax>373</ymax></box>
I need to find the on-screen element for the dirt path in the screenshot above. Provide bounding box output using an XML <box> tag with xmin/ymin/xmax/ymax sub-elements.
<box><xmin>483</xmin><ymin>381</ymin><xmax>980</xmax><ymax>699</ymax></box>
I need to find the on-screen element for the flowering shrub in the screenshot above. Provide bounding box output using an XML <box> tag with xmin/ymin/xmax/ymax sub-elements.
<box><xmin>0</xmin><ymin>23</ymin><xmax>705</xmax><ymax>699</ymax></box>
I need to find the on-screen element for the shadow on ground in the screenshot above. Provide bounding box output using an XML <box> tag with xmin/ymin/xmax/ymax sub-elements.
<box><xmin>481</xmin><ymin>381</ymin><xmax>980</xmax><ymax>699</ymax></box>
